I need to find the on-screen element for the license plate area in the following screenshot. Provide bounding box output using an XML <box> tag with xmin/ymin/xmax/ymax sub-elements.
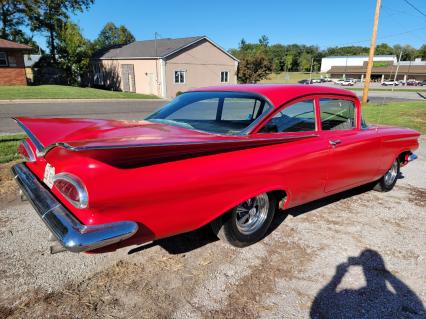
<box><xmin>43</xmin><ymin>163</ymin><xmax>55</xmax><ymax>189</ymax></box>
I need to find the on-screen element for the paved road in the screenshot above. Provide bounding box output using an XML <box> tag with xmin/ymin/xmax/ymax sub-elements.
<box><xmin>0</xmin><ymin>99</ymin><xmax>166</xmax><ymax>134</ymax></box>
<box><xmin>0</xmin><ymin>90</ymin><xmax>424</xmax><ymax>134</ymax></box>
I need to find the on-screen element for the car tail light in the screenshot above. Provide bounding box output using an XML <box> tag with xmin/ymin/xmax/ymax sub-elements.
<box><xmin>53</xmin><ymin>173</ymin><xmax>88</xmax><ymax>209</ymax></box>
<box><xmin>17</xmin><ymin>140</ymin><xmax>36</xmax><ymax>162</ymax></box>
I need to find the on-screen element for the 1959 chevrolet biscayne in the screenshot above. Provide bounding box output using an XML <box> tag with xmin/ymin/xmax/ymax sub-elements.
<box><xmin>12</xmin><ymin>85</ymin><xmax>419</xmax><ymax>253</ymax></box>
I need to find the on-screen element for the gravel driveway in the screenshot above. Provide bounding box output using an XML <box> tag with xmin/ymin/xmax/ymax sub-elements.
<box><xmin>0</xmin><ymin>138</ymin><xmax>425</xmax><ymax>318</ymax></box>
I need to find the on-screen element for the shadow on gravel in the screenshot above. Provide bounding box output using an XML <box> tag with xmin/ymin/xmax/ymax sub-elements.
<box><xmin>310</xmin><ymin>249</ymin><xmax>426</xmax><ymax>319</ymax></box>
<box><xmin>130</xmin><ymin>175</ymin><xmax>409</xmax><ymax>256</ymax></box>
<box><xmin>268</xmin><ymin>182</ymin><xmax>377</xmax><ymax>235</ymax></box>
<box><xmin>128</xmin><ymin>225</ymin><xmax>219</xmax><ymax>255</ymax></box>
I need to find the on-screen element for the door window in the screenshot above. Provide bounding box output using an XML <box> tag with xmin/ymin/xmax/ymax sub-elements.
<box><xmin>259</xmin><ymin>100</ymin><xmax>316</xmax><ymax>133</ymax></box>
<box><xmin>320</xmin><ymin>99</ymin><xmax>355</xmax><ymax>130</ymax></box>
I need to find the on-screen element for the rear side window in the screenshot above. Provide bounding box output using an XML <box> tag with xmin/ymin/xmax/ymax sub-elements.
<box><xmin>260</xmin><ymin>100</ymin><xmax>316</xmax><ymax>133</ymax></box>
<box><xmin>222</xmin><ymin>98</ymin><xmax>264</xmax><ymax>121</ymax></box>
<box><xmin>320</xmin><ymin>99</ymin><xmax>355</xmax><ymax>130</ymax></box>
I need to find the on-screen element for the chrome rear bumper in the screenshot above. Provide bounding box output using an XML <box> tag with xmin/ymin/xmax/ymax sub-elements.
<box><xmin>11</xmin><ymin>163</ymin><xmax>138</xmax><ymax>253</ymax></box>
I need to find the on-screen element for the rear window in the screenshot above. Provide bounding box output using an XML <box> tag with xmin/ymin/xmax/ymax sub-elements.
<box><xmin>146</xmin><ymin>91</ymin><xmax>272</xmax><ymax>135</ymax></box>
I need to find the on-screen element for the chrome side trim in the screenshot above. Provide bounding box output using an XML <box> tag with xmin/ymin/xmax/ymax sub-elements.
<box><xmin>13</xmin><ymin>118</ymin><xmax>45</xmax><ymax>155</ymax></box>
<box><xmin>44</xmin><ymin>134</ymin><xmax>319</xmax><ymax>153</ymax></box>
<box><xmin>20</xmin><ymin>140</ymin><xmax>36</xmax><ymax>162</ymax></box>
<box><xmin>11</xmin><ymin>163</ymin><xmax>138</xmax><ymax>253</ymax></box>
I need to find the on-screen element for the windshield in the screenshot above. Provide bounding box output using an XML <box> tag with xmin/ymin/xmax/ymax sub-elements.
<box><xmin>146</xmin><ymin>91</ymin><xmax>272</xmax><ymax>135</ymax></box>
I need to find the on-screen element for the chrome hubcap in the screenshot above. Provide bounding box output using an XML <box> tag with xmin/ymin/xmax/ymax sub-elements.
<box><xmin>384</xmin><ymin>160</ymin><xmax>398</xmax><ymax>186</ymax></box>
<box><xmin>235</xmin><ymin>193</ymin><xmax>269</xmax><ymax>235</ymax></box>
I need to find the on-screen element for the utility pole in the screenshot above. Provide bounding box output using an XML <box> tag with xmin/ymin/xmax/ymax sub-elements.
<box><xmin>362</xmin><ymin>0</ymin><xmax>382</xmax><ymax>104</ymax></box>
<box><xmin>392</xmin><ymin>50</ymin><xmax>403</xmax><ymax>92</ymax></box>
<box><xmin>309</xmin><ymin>58</ymin><xmax>314</xmax><ymax>82</ymax></box>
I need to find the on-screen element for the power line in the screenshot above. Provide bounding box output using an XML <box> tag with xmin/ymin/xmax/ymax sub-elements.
<box><xmin>402</xmin><ymin>0</ymin><xmax>426</xmax><ymax>18</ymax></box>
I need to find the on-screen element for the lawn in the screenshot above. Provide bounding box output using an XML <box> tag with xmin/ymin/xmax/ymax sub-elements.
<box><xmin>363</xmin><ymin>101</ymin><xmax>426</xmax><ymax>134</ymax></box>
<box><xmin>0</xmin><ymin>85</ymin><xmax>159</xmax><ymax>100</ymax></box>
<box><xmin>0</xmin><ymin>134</ymin><xmax>26</xmax><ymax>164</ymax></box>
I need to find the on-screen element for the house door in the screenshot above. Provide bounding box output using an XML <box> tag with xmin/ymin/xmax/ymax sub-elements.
<box><xmin>121</xmin><ymin>64</ymin><xmax>136</xmax><ymax>92</ymax></box>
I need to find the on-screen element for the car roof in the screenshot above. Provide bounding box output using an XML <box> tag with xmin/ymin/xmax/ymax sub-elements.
<box><xmin>190</xmin><ymin>84</ymin><xmax>358</xmax><ymax>108</ymax></box>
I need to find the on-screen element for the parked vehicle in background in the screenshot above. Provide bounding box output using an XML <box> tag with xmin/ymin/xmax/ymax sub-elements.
<box><xmin>340</xmin><ymin>80</ymin><xmax>355</xmax><ymax>86</ymax></box>
<box><xmin>421</xmin><ymin>80</ymin><xmax>426</xmax><ymax>86</ymax></box>
<box><xmin>406</xmin><ymin>79</ymin><xmax>422</xmax><ymax>86</ymax></box>
<box><xmin>334</xmin><ymin>79</ymin><xmax>346</xmax><ymax>85</ymax></box>
<box><xmin>311</xmin><ymin>79</ymin><xmax>322</xmax><ymax>83</ymax></box>
<box><xmin>298</xmin><ymin>79</ymin><xmax>312</xmax><ymax>84</ymax></box>
<box><xmin>12</xmin><ymin>85</ymin><xmax>419</xmax><ymax>253</ymax></box>
<box><xmin>322</xmin><ymin>78</ymin><xmax>333</xmax><ymax>82</ymax></box>
<box><xmin>381</xmin><ymin>80</ymin><xmax>399</xmax><ymax>86</ymax></box>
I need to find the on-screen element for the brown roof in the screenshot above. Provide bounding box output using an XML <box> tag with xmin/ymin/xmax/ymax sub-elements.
<box><xmin>0</xmin><ymin>38</ymin><xmax>32</xmax><ymax>50</ymax></box>
<box><xmin>328</xmin><ymin>65</ymin><xmax>426</xmax><ymax>75</ymax></box>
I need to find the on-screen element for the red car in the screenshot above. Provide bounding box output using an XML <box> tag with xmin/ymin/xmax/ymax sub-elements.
<box><xmin>12</xmin><ymin>85</ymin><xmax>419</xmax><ymax>253</ymax></box>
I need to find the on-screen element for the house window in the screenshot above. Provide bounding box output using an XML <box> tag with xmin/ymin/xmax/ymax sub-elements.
<box><xmin>0</xmin><ymin>52</ymin><xmax>8</xmax><ymax>67</ymax></box>
<box><xmin>174</xmin><ymin>70</ymin><xmax>186</xmax><ymax>84</ymax></box>
<box><xmin>221</xmin><ymin>71</ymin><xmax>229</xmax><ymax>83</ymax></box>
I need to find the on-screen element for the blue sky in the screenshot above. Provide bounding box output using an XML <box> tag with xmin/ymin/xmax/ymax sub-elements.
<box><xmin>34</xmin><ymin>0</ymin><xmax>426</xmax><ymax>50</ymax></box>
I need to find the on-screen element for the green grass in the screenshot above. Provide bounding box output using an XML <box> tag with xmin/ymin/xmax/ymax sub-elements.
<box><xmin>363</xmin><ymin>101</ymin><xmax>426</xmax><ymax>134</ymax></box>
<box><xmin>0</xmin><ymin>134</ymin><xmax>26</xmax><ymax>164</ymax></box>
<box><xmin>0</xmin><ymin>85</ymin><xmax>159</xmax><ymax>100</ymax></box>
<box><xmin>261</xmin><ymin>72</ymin><xmax>326</xmax><ymax>84</ymax></box>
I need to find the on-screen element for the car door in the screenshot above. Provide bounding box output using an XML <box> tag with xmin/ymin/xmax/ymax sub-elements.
<box><xmin>318</xmin><ymin>96</ymin><xmax>381</xmax><ymax>193</ymax></box>
<box><xmin>254</xmin><ymin>97</ymin><xmax>330</xmax><ymax>206</ymax></box>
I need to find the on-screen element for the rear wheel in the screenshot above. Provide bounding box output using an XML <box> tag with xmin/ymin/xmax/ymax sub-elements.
<box><xmin>211</xmin><ymin>193</ymin><xmax>276</xmax><ymax>247</ymax></box>
<box><xmin>374</xmin><ymin>158</ymin><xmax>400</xmax><ymax>192</ymax></box>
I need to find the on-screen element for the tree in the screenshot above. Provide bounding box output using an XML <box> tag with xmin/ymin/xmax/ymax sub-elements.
<box><xmin>418</xmin><ymin>44</ymin><xmax>426</xmax><ymax>60</ymax></box>
<box><xmin>401</xmin><ymin>45</ymin><xmax>417</xmax><ymax>61</ymax></box>
<box><xmin>258</xmin><ymin>35</ymin><xmax>269</xmax><ymax>47</ymax></box>
<box><xmin>284</xmin><ymin>54</ymin><xmax>294</xmax><ymax>71</ymax></box>
<box><xmin>298</xmin><ymin>52</ymin><xmax>312</xmax><ymax>72</ymax></box>
<box><xmin>272</xmin><ymin>58</ymin><xmax>282</xmax><ymax>74</ymax></box>
<box><xmin>237</xmin><ymin>53</ymin><xmax>272</xmax><ymax>83</ymax></box>
<box><xmin>94</xmin><ymin>22</ymin><xmax>135</xmax><ymax>49</ymax></box>
<box><xmin>28</xmin><ymin>0</ymin><xmax>94</xmax><ymax>62</ymax></box>
<box><xmin>0</xmin><ymin>0</ymin><xmax>28</xmax><ymax>41</ymax></box>
<box><xmin>376</xmin><ymin>43</ymin><xmax>394</xmax><ymax>55</ymax></box>
<box><xmin>57</xmin><ymin>21</ymin><xmax>91</xmax><ymax>85</ymax></box>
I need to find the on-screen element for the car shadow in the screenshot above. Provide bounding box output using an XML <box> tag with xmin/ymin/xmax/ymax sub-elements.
<box><xmin>267</xmin><ymin>182</ymin><xmax>376</xmax><ymax>235</ymax></box>
<box><xmin>129</xmin><ymin>182</ymin><xmax>380</xmax><ymax>256</ymax></box>
<box><xmin>128</xmin><ymin>225</ymin><xmax>219</xmax><ymax>255</ymax></box>
<box><xmin>310</xmin><ymin>249</ymin><xmax>425</xmax><ymax>318</ymax></box>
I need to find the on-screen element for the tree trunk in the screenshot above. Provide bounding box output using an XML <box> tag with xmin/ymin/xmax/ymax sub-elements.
<box><xmin>49</xmin><ymin>25</ymin><xmax>56</xmax><ymax>63</ymax></box>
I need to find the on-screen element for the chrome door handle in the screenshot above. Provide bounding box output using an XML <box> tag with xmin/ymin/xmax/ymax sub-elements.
<box><xmin>329</xmin><ymin>139</ymin><xmax>342</xmax><ymax>147</ymax></box>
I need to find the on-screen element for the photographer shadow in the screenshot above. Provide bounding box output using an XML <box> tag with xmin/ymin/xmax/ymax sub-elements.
<box><xmin>310</xmin><ymin>249</ymin><xmax>425</xmax><ymax>318</ymax></box>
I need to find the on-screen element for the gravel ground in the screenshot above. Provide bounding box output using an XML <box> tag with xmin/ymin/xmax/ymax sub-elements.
<box><xmin>0</xmin><ymin>138</ymin><xmax>425</xmax><ymax>318</ymax></box>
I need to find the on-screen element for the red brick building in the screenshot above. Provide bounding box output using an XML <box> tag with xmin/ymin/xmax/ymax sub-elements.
<box><xmin>0</xmin><ymin>39</ymin><xmax>32</xmax><ymax>85</ymax></box>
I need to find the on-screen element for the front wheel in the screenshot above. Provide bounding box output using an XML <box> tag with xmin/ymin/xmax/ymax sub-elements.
<box><xmin>211</xmin><ymin>193</ymin><xmax>276</xmax><ymax>247</ymax></box>
<box><xmin>374</xmin><ymin>158</ymin><xmax>400</xmax><ymax>192</ymax></box>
